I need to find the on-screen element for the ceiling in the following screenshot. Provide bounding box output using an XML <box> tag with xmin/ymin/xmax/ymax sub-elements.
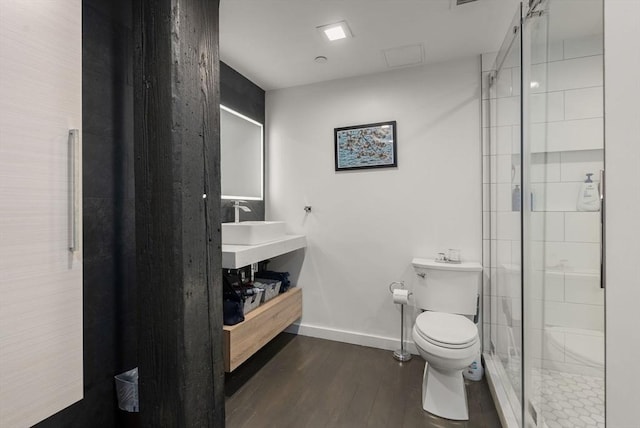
<box><xmin>547</xmin><ymin>0</ymin><xmax>603</xmax><ymax>42</ymax></box>
<box><xmin>219</xmin><ymin>0</ymin><xmax>521</xmax><ymax>91</ymax></box>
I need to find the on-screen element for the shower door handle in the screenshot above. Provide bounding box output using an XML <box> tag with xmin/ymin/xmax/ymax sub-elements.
<box><xmin>599</xmin><ymin>169</ymin><xmax>605</xmax><ymax>289</ymax></box>
<box><xmin>68</xmin><ymin>129</ymin><xmax>79</xmax><ymax>253</ymax></box>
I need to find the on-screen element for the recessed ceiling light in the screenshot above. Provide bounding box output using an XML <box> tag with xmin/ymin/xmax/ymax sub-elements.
<box><xmin>325</xmin><ymin>26</ymin><xmax>346</xmax><ymax>41</ymax></box>
<box><xmin>316</xmin><ymin>21</ymin><xmax>353</xmax><ymax>42</ymax></box>
<box><xmin>314</xmin><ymin>56</ymin><xmax>328</xmax><ymax>64</ymax></box>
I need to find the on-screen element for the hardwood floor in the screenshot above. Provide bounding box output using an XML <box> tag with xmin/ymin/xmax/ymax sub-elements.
<box><xmin>225</xmin><ymin>333</ymin><xmax>501</xmax><ymax>428</ymax></box>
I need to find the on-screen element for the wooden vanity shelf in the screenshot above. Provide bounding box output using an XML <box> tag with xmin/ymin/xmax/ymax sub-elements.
<box><xmin>223</xmin><ymin>287</ymin><xmax>302</xmax><ymax>372</ymax></box>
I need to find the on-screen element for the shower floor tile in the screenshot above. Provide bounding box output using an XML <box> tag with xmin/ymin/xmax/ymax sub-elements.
<box><xmin>501</xmin><ymin>359</ymin><xmax>604</xmax><ymax>428</ymax></box>
<box><xmin>531</xmin><ymin>368</ymin><xmax>604</xmax><ymax>428</ymax></box>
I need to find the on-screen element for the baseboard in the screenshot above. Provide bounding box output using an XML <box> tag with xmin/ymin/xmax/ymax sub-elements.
<box><xmin>285</xmin><ymin>322</ymin><xmax>419</xmax><ymax>355</ymax></box>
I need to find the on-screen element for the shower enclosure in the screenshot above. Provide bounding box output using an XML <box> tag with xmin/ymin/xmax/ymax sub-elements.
<box><xmin>483</xmin><ymin>1</ymin><xmax>604</xmax><ymax>427</ymax></box>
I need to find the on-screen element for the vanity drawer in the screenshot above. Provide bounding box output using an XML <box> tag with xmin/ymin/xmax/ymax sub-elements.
<box><xmin>223</xmin><ymin>287</ymin><xmax>302</xmax><ymax>372</ymax></box>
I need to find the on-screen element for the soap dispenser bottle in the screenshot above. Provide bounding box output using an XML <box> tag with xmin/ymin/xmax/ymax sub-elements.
<box><xmin>512</xmin><ymin>185</ymin><xmax>521</xmax><ymax>212</ymax></box>
<box><xmin>577</xmin><ymin>173</ymin><xmax>600</xmax><ymax>212</ymax></box>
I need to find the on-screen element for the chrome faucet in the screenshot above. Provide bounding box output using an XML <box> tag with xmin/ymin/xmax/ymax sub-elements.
<box><xmin>232</xmin><ymin>200</ymin><xmax>251</xmax><ymax>223</ymax></box>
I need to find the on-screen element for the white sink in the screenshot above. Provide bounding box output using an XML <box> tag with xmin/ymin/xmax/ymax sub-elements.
<box><xmin>221</xmin><ymin>221</ymin><xmax>286</xmax><ymax>245</ymax></box>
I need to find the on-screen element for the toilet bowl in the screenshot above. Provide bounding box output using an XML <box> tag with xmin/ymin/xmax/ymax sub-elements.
<box><xmin>412</xmin><ymin>311</ymin><xmax>479</xmax><ymax>420</ymax></box>
<box><xmin>410</xmin><ymin>258</ymin><xmax>483</xmax><ymax>421</ymax></box>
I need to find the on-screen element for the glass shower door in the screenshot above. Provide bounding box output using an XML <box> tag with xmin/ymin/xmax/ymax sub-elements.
<box><xmin>523</xmin><ymin>0</ymin><xmax>605</xmax><ymax>426</ymax></box>
<box><xmin>488</xmin><ymin>4</ymin><xmax>524</xmax><ymax>424</ymax></box>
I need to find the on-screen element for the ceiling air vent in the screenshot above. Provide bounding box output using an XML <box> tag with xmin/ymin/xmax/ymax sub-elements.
<box><xmin>383</xmin><ymin>44</ymin><xmax>424</xmax><ymax>68</ymax></box>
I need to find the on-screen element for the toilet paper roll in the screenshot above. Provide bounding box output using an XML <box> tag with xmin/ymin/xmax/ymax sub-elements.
<box><xmin>392</xmin><ymin>289</ymin><xmax>409</xmax><ymax>305</ymax></box>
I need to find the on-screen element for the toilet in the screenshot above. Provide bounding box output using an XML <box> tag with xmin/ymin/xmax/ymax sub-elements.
<box><xmin>411</xmin><ymin>258</ymin><xmax>483</xmax><ymax>421</ymax></box>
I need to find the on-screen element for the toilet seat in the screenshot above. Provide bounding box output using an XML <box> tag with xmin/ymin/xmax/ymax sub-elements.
<box><xmin>415</xmin><ymin>312</ymin><xmax>478</xmax><ymax>349</ymax></box>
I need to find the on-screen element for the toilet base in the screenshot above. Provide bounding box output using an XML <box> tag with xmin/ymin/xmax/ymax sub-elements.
<box><xmin>421</xmin><ymin>362</ymin><xmax>469</xmax><ymax>421</ymax></box>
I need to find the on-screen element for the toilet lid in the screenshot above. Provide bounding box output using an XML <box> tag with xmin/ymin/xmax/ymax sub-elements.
<box><xmin>415</xmin><ymin>312</ymin><xmax>478</xmax><ymax>348</ymax></box>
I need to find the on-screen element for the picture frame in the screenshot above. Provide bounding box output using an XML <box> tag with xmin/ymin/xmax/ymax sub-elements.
<box><xmin>334</xmin><ymin>120</ymin><xmax>397</xmax><ymax>171</ymax></box>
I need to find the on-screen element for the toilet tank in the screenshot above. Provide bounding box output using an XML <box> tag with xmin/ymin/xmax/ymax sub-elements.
<box><xmin>412</xmin><ymin>258</ymin><xmax>483</xmax><ymax>316</ymax></box>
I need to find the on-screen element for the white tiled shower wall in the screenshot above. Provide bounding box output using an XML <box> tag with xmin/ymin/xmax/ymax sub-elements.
<box><xmin>482</xmin><ymin>34</ymin><xmax>604</xmax><ymax>375</ymax></box>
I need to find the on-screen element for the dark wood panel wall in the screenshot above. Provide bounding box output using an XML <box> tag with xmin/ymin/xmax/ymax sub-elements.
<box><xmin>220</xmin><ymin>62</ymin><xmax>265</xmax><ymax>124</ymax></box>
<box><xmin>133</xmin><ymin>0</ymin><xmax>224</xmax><ymax>426</ymax></box>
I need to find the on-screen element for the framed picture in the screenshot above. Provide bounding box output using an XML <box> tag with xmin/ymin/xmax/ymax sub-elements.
<box><xmin>334</xmin><ymin>121</ymin><xmax>397</xmax><ymax>171</ymax></box>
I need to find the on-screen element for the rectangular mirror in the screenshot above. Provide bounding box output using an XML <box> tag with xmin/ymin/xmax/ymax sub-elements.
<box><xmin>220</xmin><ymin>105</ymin><xmax>264</xmax><ymax>200</ymax></box>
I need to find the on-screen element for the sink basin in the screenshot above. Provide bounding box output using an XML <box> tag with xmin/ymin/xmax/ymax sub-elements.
<box><xmin>221</xmin><ymin>221</ymin><xmax>286</xmax><ymax>245</ymax></box>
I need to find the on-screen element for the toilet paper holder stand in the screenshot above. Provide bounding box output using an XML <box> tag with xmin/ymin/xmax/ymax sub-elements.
<box><xmin>389</xmin><ymin>281</ymin><xmax>412</xmax><ymax>362</ymax></box>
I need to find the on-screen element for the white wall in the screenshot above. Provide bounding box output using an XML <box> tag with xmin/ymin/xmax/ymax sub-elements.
<box><xmin>604</xmin><ymin>1</ymin><xmax>640</xmax><ymax>426</ymax></box>
<box><xmin>265</xmin><ymin>57</ymin><xmax>482</xmax><ymax>350</ymax></box>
